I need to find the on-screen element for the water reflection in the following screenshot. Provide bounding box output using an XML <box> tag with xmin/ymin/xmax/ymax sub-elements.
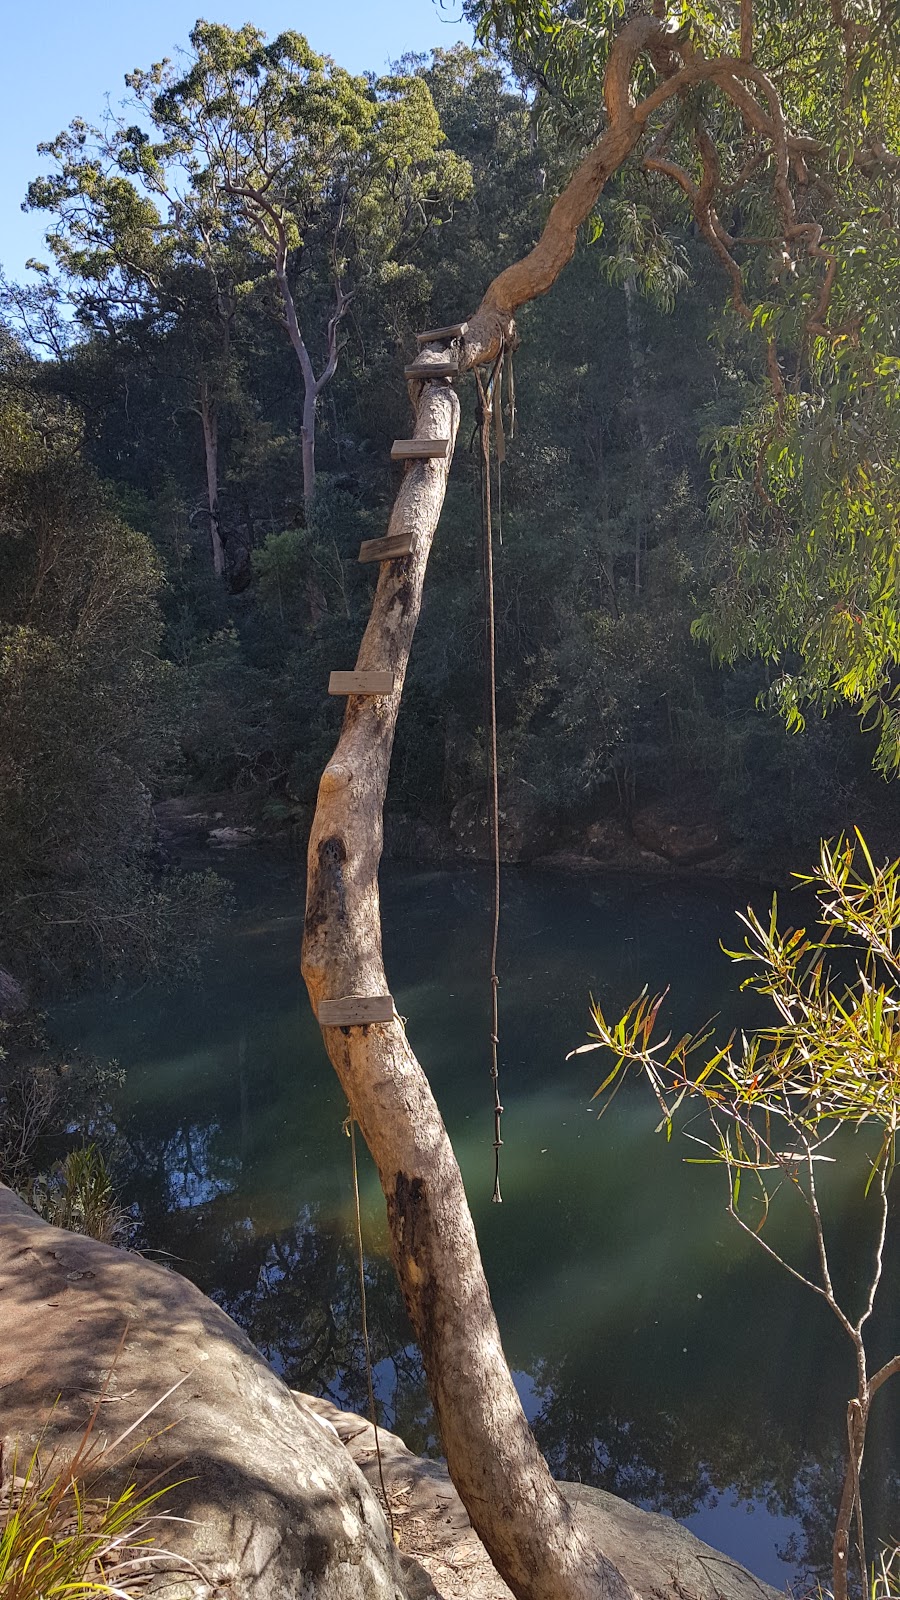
<box><xmin>52</xmin><ymin>860</ymin><xmax>900</xmax><ymax>1588</ymax></box>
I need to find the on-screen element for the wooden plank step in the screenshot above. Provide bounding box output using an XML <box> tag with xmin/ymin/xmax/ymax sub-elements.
<box><xmin>391</xmin><ymin>438</ymin><xmax>451</xmax><ymax>460</ymax></box>
<box><xmin>328</xmin><ymin>670</ymin><xmax>395</xmax><ymax>697</ymax></box>
<box><xmin>404</xmin><ymin>360</ymin><xmax>458</xmax><ymax>380</ymax></box>
<box><xmin>416</xmin><ymin>321</ymin><xmax>468</xmax><ymax>344</ymax></box>
<box><xmin>318</xmin><ymin>995</ymin><xmax>394</xmax><ymax>1026</ymax></box>
<box><xmin>358</xmin><ymin>532</ymin><xmax>414</xmax><ymax>564</ymax></box>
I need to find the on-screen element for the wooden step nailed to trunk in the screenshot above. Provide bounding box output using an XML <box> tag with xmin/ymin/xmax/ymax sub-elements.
<box><xmin>358</xmin><ymin>532</ymin><xmax>414</xmax><ymax>564</ymax></box>
<box><xmin>328</xmin><ymin>671</ymin><xmax>395</xmax><ymax>697</ymax></box>
<box><xmin>404</xmin><ymin>359</ymin><xmax>458</xmax><ymax>380</ymax></box>
<box><xmin>416</xmin><ymin>321</ymin><xmax>468</xmax><ymax>344</ymax></box>
<box><xmin>317</xmin><ymin>995</ymin><xmax>395</xmax><ymax>1026</ymax></box>
<box><xmin>391</xmin><ymin>438</ymin><xmax>451</xmax><ymax>460</ymax></box>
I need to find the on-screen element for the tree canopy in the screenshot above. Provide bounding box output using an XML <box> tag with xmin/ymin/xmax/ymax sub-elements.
<box><xmin>465</xmin><ymin>0</ymin><xmax>900</xmax><ymax>766</ymax></box>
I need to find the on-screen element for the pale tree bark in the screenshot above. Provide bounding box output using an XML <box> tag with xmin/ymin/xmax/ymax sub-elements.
<box><xmin>285</xmin><ymin>273</ymin><xmax>351</xmax><ymax>516</ymax></box>
<box><xmin>224</xmin><ymin>182</ymin><xmax>351</xmax><ymax>514</ymax></box>
<box><xmin>198</xmin><ymin>375</ymin><xmax>226</xmax><ymax>579</ymax></box>
<box><xmin>301</xmin><ymin>17</ymin><xmax>844</xmax><ymax>1600</ymax></box>
<box><xmin>302</xmin><ymin>367</ymin><xmax>634</xmax><ymax>1600</ymax></box>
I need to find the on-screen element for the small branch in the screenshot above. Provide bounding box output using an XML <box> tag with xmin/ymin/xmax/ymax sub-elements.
<box><xmin>858</xmin><ymin>1165</ymin><xmax>891</xmax><ymax>1334</ymax></box>
<box><xmin>869</xmin><ymin>1353</ymin><xmax>900</xmax><ymax>1398</ymax></box>
<box><xmin>314</xmin><ymin>282</ymin><xmax>355</xmax><ymax>398</ymax></box>
<box><xmin>740</xmin><ymin>0</ymin><xmax>753</xmax><ymax>61</ymax></box>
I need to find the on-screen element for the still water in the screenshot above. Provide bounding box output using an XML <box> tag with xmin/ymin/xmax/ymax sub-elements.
<box><xmin>53</xmin><ymin>858</ymin><xmax>900</xmax><ymax>1589</ymax></box>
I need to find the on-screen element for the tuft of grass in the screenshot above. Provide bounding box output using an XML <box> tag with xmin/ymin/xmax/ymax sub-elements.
<box><xmin>29</xmin><ymin>1144</ymin><xmax>127</xmax><ymax>1245</ymax></box>
<box><xmin>0</xmin><ymin>1343</ymin><xmax>196</xmax><ymax>1600</ymax></box>
<box><xmin>0</xmin><ymin>1447</ymin><xmax>171</xmax><ymax>1600</ymax></box>
<box><xmin>873</xmin><ymin>1548</ymin><xmax>900</xmax><ymax>1599</ymax></box>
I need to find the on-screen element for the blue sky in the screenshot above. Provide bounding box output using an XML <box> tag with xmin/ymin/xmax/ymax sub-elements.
<box><xmin>0</xmin><ymin>0</ymin><xmax>473</xmax><ymax>281</ymax></box>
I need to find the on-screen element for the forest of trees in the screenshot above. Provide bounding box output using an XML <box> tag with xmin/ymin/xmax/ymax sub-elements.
<box><xmin>2</xmin><ymin>15</ymin><xmax>897</xmax><ymax>986</ymax></box>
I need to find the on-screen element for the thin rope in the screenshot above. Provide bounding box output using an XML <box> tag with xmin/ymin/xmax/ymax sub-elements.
<box><xmin>475</xmin><ymin>367</ymin><xmax>504</xmax><ymax>1205</ymax></box>
<box><xmin>347</xmin><ymin>1114</ymin><xmax>396</xmax><ymax>1538</ymax></box>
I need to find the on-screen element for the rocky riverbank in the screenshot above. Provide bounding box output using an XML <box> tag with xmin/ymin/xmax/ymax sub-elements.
<box><xmin>154</xmin><ymin>784</ymin><xmax>754</xmax><ymax>879</ymax></box>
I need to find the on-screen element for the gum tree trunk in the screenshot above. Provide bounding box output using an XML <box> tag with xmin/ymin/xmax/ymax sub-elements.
<box><xmin>302</xmin><ymin>368</ymin><xmax>635</xmax><ymax>1600</ymax></box>
<box><xmin>198</xmin><ymin>377</ymin><xmax>226</xmax><ymax>578</ymax></box>
<box><xmin>300</xmin><ymin>17</ymin><xmax>815</xmax><ymax>1598</ymax></box>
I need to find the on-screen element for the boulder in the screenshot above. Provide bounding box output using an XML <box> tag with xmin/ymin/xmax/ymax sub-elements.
<box><xmin>449</xmin><ymin>781</ymin><xmax>551</xmax><ymax>862</ymax></box>
<box><xmin>631</xmin><ymin>797</ymin><xmax>731</xmax><ymax>866</ymax></box>
<box><xmin>0</xmin><ymin>1185</ymin><xmax>413</xmax><ymax>1600</ymax></box>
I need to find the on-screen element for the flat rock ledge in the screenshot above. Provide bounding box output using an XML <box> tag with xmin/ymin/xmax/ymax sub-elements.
<box><xmin>0</xmin><ymin>1185</ymin><xmax>781</xmax><ymax>1600</ymax></box>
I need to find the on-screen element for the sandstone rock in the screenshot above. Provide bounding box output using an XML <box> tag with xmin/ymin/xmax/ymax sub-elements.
<box><xmin>449</xmin><ymin>781</ymin><xmax>549</xmax><ymax>862</ymax></box>
<box><xmin>582</xmin><ymin>816</ymin><xmax>668</xmax><ymax>869</ymax></box>
<box><xmin>0</xmin><ymin>1184</ymin><xmax>783</xmax><ymax>1600</ymax></box>
<box><xmin>207</xmin><ymin>824</ymin><xmax>257</xmax><ymax>847</ymax></box>
<box><xmin>301</xmin><ymin>1396</ymin><xmax>784</xmax><ymax>1600</ymax></box>
<box><xmin>0</xmin><ymin>1186</ymin><xmax>412</xmax><ymax>1600</ymax></box>
<box><xmin>631</xmin><ymin>797</ymin><xmax>730</xmax><ymax>865</ymax></box>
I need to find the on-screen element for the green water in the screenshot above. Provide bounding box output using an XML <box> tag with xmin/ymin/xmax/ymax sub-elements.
<box><xmin>53</xmin><ymin>858</ymin><xmax>900</xmax><ymax>1588</ymax></box>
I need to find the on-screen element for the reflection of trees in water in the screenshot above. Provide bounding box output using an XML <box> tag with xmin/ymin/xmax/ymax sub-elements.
<box><xmin>113</xmin><ymin>1092</ymin><xmax>900</xmax><ymax>1583</ymax></box>
<box><xmin>528</xmin><ymin>1348</ymin><xmax>899</xmax><ymax>1584</ymax></box>
<box><xmin>231</xmin><ymin>1227</ymin><xmax>438</xmax><ymax>1454</ymax></box>
<box><xmin>118</xmin><ymin>1116</ymin><xmax>438</xmax><ymax>1451</ymax></box>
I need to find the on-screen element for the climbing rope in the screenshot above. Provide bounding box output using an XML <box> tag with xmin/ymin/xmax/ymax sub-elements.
<box><xmin>475</xmin><ymin>363</ymin><xmax>504</xmax><ymax>1205</ymax></box>
<box><xmin>346</xmin><ymin>1114</ymin><xmax>396</xmax><ymax>1540</ymax></box>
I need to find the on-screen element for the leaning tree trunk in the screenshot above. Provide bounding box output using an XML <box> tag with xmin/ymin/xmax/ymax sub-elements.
<box><xmin>302</xmin><ymin>363</ymin><xmax>635</xmax><ymax>1600</ymax></box>
<box><xmin>300</xmin><ymin>15</ymin><xmax>814</xmax><ymax>1599</ymax></box>
<box><xmin>300</xmin><ymin>26</ymin><xmax>656</xmax><ymax>1600</ymax></box>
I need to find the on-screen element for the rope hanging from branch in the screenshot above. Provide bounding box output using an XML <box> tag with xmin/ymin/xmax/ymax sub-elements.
<box><xmin>346</xmin><ymin>1113</ymin><xmax>396</xmax><ymax>1538</ymax></box>
<box><xmin>475</xmin><ymin>361</ymin><xmax>504</xmax><ymax>1205</ymax></box>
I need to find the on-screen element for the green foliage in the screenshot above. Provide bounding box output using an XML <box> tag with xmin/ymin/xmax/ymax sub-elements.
<box><xmin>586</xmin><ymin>833</ymin><xmax>900</xmax><ymax>1180</ymax></box>
<box><xmin>0</xmin><ymin>1010</ymin><xmax>124</xmax><ymax>1194</ymax></box>
<box><xmin>29</xmin><ymin>1145</ymin><xmax>127</xmax><ymax>1245</ymax></box>
<box><xmin>464</xmin><ymin>0</ymin><xmax>900</xmax><ymax>774</ymax></box>
<box><xmin>697</xmin><ymin>334</ymin><xmax>900</xmax><ymax>774</ymax></box>
<box><xmin>581</xmin><ymin>832</ymin><xmax>900</xmax><ymax>1592</ymax></box>
<box><xmin>0</xmin><ymin>345</ymin><xmax>227</xmax><ymax>983</ymax></box>
<box><xmin>131</xmin><ymin>21</ymin><xmax>472</xmax><ymax>289</ymax></box>
<box><xmin>8</xmin><ymin>19</ymin><xmax>899</xmax><ymax>876</ymax></box>
<box><xmin>0</xmin><ymin>1456</ymin><xmax>168</xmax><ymax>1600</ymax></box>
<box><xmin>0</xmin><ymin>1376</ymin><xmax>188</xmax><ymax>1600</ymax></box>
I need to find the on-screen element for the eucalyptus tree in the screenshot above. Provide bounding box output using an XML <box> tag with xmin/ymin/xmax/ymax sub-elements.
<box><xmin>298</xmin><ymin>2</ymin><xmax>900</xmax><ymax>1599</ymax></box>
<box><xmin>26</xmin><ymin>115</ymin><xmax>254</xmax><ymax>577</ymax></box>
<box><xmin>134</xmin><ymin>23</ymin><xmax>471</xmax><ymax>512</ymax></box>
<box><xmin>474</xmin><ymin>0</ymin><xmax>900</xmax><ymax>768</ymax></box>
